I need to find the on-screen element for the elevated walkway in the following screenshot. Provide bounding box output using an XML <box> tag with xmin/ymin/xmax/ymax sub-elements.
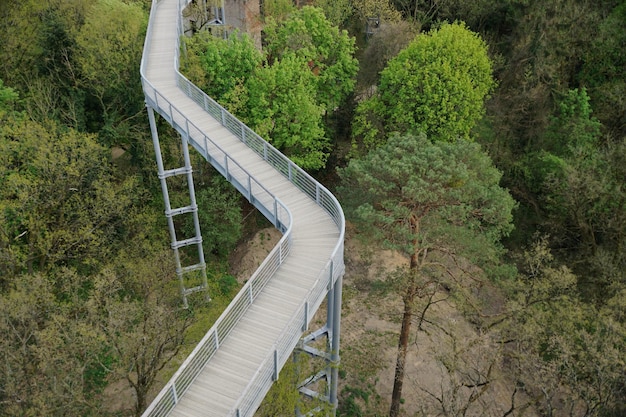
<box><xmin>140</xmin><ymin>1</ymin><xmax>345</xmax><ymax>416</ymax></box>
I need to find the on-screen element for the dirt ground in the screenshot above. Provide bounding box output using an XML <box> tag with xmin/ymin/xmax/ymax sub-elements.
<box><xmin>231</xmin><ymin>225</ymin><xmax>538</xmax><ymax>416</ymax></box>
<box><xmin>105</xmin><ymin>223</ymin><xmax>540</xmax><ymax>416</ymax></box>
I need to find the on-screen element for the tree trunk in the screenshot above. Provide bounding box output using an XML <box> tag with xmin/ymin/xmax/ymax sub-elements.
<box><xmin>134</xmin><ymin>386</ymin><xmax>147</xmax><ymax>417</ymax></box>
<box><xmin>390</xmin><ymin>288</ymin><xmax>415</xmax><ymax>417</ymax></box>
<box><xmin>390</xmin><ymin>216</ymin><xmax>421</xmax><ymax>417</ymax></box>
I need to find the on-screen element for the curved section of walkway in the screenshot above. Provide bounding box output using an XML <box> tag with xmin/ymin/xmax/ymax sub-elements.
<box><xmin>140</xmin><ymin>1</ymin><xmax>345</xmax><ymax>416</ymax></box>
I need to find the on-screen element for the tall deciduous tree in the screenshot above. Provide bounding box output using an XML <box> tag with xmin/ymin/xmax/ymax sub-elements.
<box><xmin>263</xmin><ymin>6</ymin><xmax>359</xmax><ymax>112</ymax></box>
<box><xmin>0</xmin><ymin>116</ymin><xmax>143</xmax><ymax>276</ymax></box>
<box><xmin>181</xmin><ymin>30</ymin><xmax>263</xmax><ymax>105</ymax></box>
<box><xmin>243</xmin><ymin>54</ymin><xmax>329</xmax><ymax>170</ymax></box>
<box><xmin>312</xmin><ymin>0</ymin><xmax>353</xmax><ymax>28</ymax></box>
<box><xmin>520</xmin><ymin>88</ymin><xmax>626</xmax><ymax>300</ymax></box>
<box><xmin>181</xmin><ymin>6</ymin><xmax>358</xmax><ymax>170</ymax></box>
<box><xmin>499</xmin><ymin>238</ymin><xmax>626</xmax><ymax>416</ymax></box>
<box><xmin>74</xmin><ymin>0</ymin><xmax>147</xmax><ymax>145</ymax></box>
<box><xmin>338</xmin><ymin>133</ymin><xmax>515</xmax><ymax>417</ymax></box>
<box><xmin>351</xmin><ymin>0</ymin><xmax>402</xmax><ymax>26</ymax></box>
<box><xmin>88</xmin><ymin>246</ymin><xmax>193</xmax><ymax>417</ymax></box>
<box><xmin>579</xmin><ymin>1</ymin><xmax>626</xmax><ymax>140</ymax></box>
<box><xmin>0</xmin><ymin>269</ymin><xmax>112</xmax><ymax>416</ymax></box>
<box><xmin>0</xmin><ymin>0</ymin><xmax>47</xmax><ymax>88</ymax></box>
<box><xmin>353</xmin><ymin>22</ymin><xmax>495</xmax><ymax>151</ymax></box>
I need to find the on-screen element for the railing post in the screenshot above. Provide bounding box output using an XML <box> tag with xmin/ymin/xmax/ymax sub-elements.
<box><xmin>204</xmin><ymin>134</ymin><xmax>211</xmax><ymax>163</ymax></box>
<box><xmin>171</xmin><ymin>384</ymin><xmax>178</xmax><ymax>404</ymax></box>
<box><xmin>273</xmin><ymin>349</ymin><xmax>279</xmax><ymax>381</ymax></box>
<box><xmin>303</xmin><ymin>301</ymin><xmax>309</xmax><ymax>332</ymax></box>
<box><xmin>214</xmin><ymin>331</ymin><xmax>219</xmax><ymax>348</ymax></box>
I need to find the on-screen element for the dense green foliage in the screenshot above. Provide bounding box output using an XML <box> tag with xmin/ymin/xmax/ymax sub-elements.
<box><xmin>1</xmin><ymin>0</ymin><xmax>625</xmax><ymax>415</ymax></box>
<box><xmin>181</xmin><ymin>31</ymin><xmax>263</xmax><ymax>104</ymax></box>
<box><xmin>74</xmin><ymin>0</ymin><xmax>147</xmax><ymax>135</ymax></box>
<box><xmin>0</xmin><ymin>1</ymin><xmax>247</xmax><ymax>415</ymax></box>
<box><xmin>180</xmin><ymin>175</ymin><xmax>244</xmax><ymax>258</ymax></box>
<box><xmin>338</xmin><ymin>134</ymin><xmax>515</xmax><ymax>262</ymax></box>
<box><xmin>341</xmin><ymin>1</ymin><xmax>626</xmax><ymax>415</ymax></box>
<box><xmin>264</xmin><ymin>6</ymin><xmax>359</xmax><ymax>112</ymax></box>
<box><xmin>182</xmin><ymin>6</ymin><xmax>358</xmax><ymax>170</ymax></box>
<box><xmin>0</xmin><ymin>115</ymin><xmax>144</xmax><ymax>278</ymax></box>
<box><xmin>353</xmin><ymin>22</ymin><xmax>495</xmax><ymax>150</ymax></box>
<box><xmin>244</xmin><ymin>55</ymin><xmax>329</xmax><ymax>169</ymax></box>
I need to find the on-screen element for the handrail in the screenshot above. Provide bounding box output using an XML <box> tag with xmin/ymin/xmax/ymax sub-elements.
<box><xmin>230</xmin><ymin>247</ymin><xmax>345</xmax><ymax>416</ymax></box>
<box><xmin>139</xmin><ymin>0</ymin><xmax>345</xmax><ymax>416</ymax></box>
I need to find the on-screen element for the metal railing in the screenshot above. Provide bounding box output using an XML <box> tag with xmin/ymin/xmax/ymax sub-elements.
<box><xmin>140</xmin><ymin>0</ymin><xmax>345</xmax><ymax>416</ymax></box>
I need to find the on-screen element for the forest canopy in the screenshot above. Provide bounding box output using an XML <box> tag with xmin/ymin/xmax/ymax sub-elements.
<box><xmin>0</xmin><ymin>0</ymin><xmax>625</xmax><ymax>416</ymax></box>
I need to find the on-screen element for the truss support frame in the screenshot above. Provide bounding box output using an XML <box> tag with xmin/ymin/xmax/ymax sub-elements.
<box><xmin>147</xmin><ymin>105</ymin><xmax>209</xmax><ymax>308</ymax></box>
<box><xmin>297</xmin><ymin>273</ymin><xmax>343</xmax><ymax>416</ymax></box>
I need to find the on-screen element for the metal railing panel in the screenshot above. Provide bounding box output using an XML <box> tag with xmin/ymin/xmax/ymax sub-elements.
<box><xmin>231</xmin><ymin>260</ymin><xmax>337</xmax><ymax>417</ymax></box>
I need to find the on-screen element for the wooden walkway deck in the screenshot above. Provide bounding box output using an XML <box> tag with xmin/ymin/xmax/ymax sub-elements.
<box><xmin>141</xmin><ymin>0</ymin><xmax>343</xmax><ymax>416</ymax></box>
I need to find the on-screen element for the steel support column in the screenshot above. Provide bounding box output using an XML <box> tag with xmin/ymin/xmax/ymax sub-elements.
<box><xmin>298</xmin><ymin>271</ymin><xmax>343</xmax><ymax>416</ymax></box>
<box><xmin>147</xmin><ymin>105</ymin><xmax>208</xmax><ymax>307</ymax></box>
<box><xmin>329</xmin><ymin>274</ymin><xmax>343</xmax><ymax>409</ymax></box>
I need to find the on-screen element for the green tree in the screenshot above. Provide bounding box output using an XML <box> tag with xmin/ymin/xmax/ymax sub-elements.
<box><xmin>0</xmin><ymin>271</ymin><xmax>108</xmax><ymax>416</ymax></box>
<box><xmin>243</xmin><ymin>54</ymin><xmax>329</xmax><ymax>170</ymax></box>
<box><xmin>0</xmin><ymin>0</ymin><xmax>48</xmax><ymax>88</ymax></box>
<box><xmin>0</xmin><ymin>79</ymin><xmax>19</xmax><ymax>119</ymax></box>
<box><xmin>88</xmin><ymin>246</ymin><xmax>193</xmax><ymax>417</ymax></box>
<box><xmin>579</xmin><ymin>1</ymin><xmax>626</xmax><ymax>140</ymax></box>
<box><xmin>263</xmin><ymin>6</ymin><xmax>359</xmax><ymax>112</ymax></box>
<box><xmin>356</xmin><ymin>20</ymin><xmax>418</xmax><ymax>88</ymax></box>
<box><xmin>353</xmin><ymin>22</ymin><xmax>495</xmax><ymax>151</ymax></box>
<box><xmin>30</xmin><ymin>0</ymin><xmax>92</xmax><ymax>125</ymax></box>
<box><xmin>74</xmin><ymin>0</ymin><xmax>147</xmax><ymax>145</ymax></box>
<box><xmin>313</xmin><ymin>0</ymin><xmax>353</xmax><ymax>28</ymax></box>
<box><xmin>351</xmin><ymin>0</ymin><xmax>402</xmax><ymax>26</ymax></box>
<box><xmin>337</xmin><ymin>133</ymin><xmax>515</xmax><ymax>417</ymax></box>
<box><xmin>519</xmin><ymin>89</ymin><xmax>626</xmax><ymax>300</ymax></box>
<box><xmin>483</xmin><ymin>0</ymin><xmax>610</xmax><ymax>183</ymax></box>
<box><xmin>499</xmin><ymin>238</ymin><xmax>626</xmax><ymax>416</ymax></box>
<box><xmin>262</xmin><ymin>0</ymin><xmax>296</xmax><ymax>22</ymax></box>
<box><xmin>0</xmin><ymin>116</ymin><xmax>143</xmax><ymax>276</ymax></box>
<box><xmin>181</xmin><ymin>30</ymin><xmax>263</xmax><ymax>105</ymax></box>
<box><xmin>542</xmin><ymin>88</ymin><xmax>601</xmax><ymax>156</ymax></box>
<box><xmin>178</xmin><ymin>174</ymin><xmax>244</xmax><ymax>258</ymax></box>
<box><xmin>391</xmin><ymin>0</ymin><xmax>520</xmax><ymax>31</ymax></box>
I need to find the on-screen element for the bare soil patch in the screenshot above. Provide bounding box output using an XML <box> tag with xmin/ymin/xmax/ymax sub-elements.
<box><xmin>337</xmin><ymin>224</ymin><xmax>538</xmax><ymax>416</ymax></box>
<box><xmin>229</xmin><ymin>227</ymin><xmax>282</xmax><ymax>283</ymax></box>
